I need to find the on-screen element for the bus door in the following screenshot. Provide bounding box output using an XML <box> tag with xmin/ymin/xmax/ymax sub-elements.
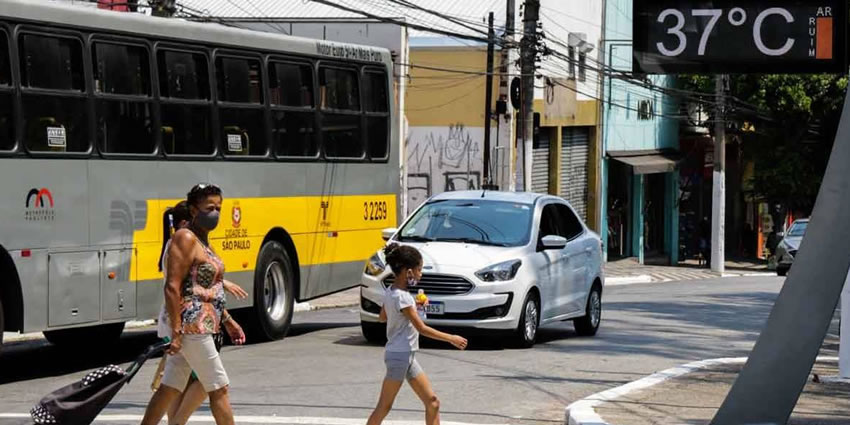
<box><xmin>303</xmin><ymin>161</ymin><xmax>344</xmax><ymax>300</ymax></box>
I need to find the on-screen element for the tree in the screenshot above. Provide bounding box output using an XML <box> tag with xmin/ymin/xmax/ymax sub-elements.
<box><xmin>682</xmin><ymin>73</ymin><xmax>847</xmax><ymax>247</ymax></box>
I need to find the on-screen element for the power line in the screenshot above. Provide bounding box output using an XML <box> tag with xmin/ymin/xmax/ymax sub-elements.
<box><xmin>308</xmin><ymin>0</ymin><xmax>505</xmax><ymax>45</ymax></box>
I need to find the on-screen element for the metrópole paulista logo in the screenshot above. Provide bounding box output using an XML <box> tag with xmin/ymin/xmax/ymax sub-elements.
<box><xmin>25</xmin><ymin>188</ymin><xmax>55</xmax><ymax>221</ymax></box>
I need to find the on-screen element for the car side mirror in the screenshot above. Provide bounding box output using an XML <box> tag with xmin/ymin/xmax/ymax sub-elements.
<box><xmin>541</xmin><ymin>235</ymin><xmax>567</xmax><ymax>250</ymax></box>
<box><xmin>382</xmin><ymin>228</ymin><xmax>398</xmax><ymax>241</ymax></box>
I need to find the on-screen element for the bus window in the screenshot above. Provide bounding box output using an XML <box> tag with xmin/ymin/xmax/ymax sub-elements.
<box><xmin>366</xmin><ymin>116</ymin><xmax>388</xmax><ymax>160</ymax></box>
<box><xmin>363</xmin><ymin>71</ymin><xmax>389</xmax><ymax>160</ymax></box>
<box><xmin>319</xmin><ymin>67</ymin><xmax>359</xmax><ymax>111</ymax></box>
<box><xmin>322</xmin><ymin>114</ymin><xmax>361</xmax><ymax>159</ymax></box>
<box><xmin>216</xmin><ymin>56</ymin><xmax>267</xmax><ymax>156</ymax></box>
<box><xmin>20</xmin><ymin>34</ymin><xmax>84</xmax><ymax>91</ymax></box>
<box><xmin>269</xmin><ymin>62</ymin><xmax>313</xmax><ymax>107</ymax></box>
<box><xmin>270</xmin><ymin>60</ymin><xmax>316</xmax><ymax>158</ymax></box>
<box><xmin>158</xmin><ymin>50</ymin><xmax>209</xmax><ymax>100</ymax></box>
<box><xmin>273</xmin><ymin>110</ymin><xmax>316</xmax><ymax>157</ymax></box>
<box><xmin>216</xmin><ymin>56</ymin><xmax>261</xmax><ymax>104</ymax></box>
<box><xmin>94</xmin><ymin>42</ymin><xmax>150</xmax><ymax>96</ymax></box>
<box><xmin>158</xmin><ymin>49</ymin><xmax>213</xmax><ymax>155</ymax></box>
<box><xmin>20</xmin><ymin>33</ymin><xmax>87</xmax><ymax>152</ymax></box>
<box><xmin>0</xmin><ymin>32</ymin><xmax>14</xmax><ymax>151</ymax></box>
<box><xmin>93</xmin><ymin>42</ymin><xmax>154</xmax><ymax>154</ymax></box>
<box><xmin>362</xmin><ymin>71</ymin><xmax>388</xmax><ymax>113</ymax></box>
<box><xmin>0</xmin><ymin>31</ymin><xmax>11</xmax><ymax>87</ymax></box>
<box><xmin>319</xmin><ymin>66</ymin><xmax>362</xmax><ymax>159</ymax></box>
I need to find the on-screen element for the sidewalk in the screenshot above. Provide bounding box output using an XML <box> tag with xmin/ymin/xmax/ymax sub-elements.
<box><xmin>567</xmin><ymin>320</ymin><xmax>846</xmax><ymax>425</ymax></box>
<box><xmin>579</xmin><ymin>358</ymin><xmax>850</xmax><ymax>425</ymax></box>
<box><xmin>605</xmin><ymin>257</ymin><xmax>772</xmax><ymax>285</ymax></box>
<box><xmin>297</xmin><ymin>287</ymin><xmax>360</xmax><ymax>311</ymax></box>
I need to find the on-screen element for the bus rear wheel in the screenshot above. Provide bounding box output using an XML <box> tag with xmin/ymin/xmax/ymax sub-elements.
<box><xmin>43</xmin><ymin>322</ymin><xmax>125</xmax><ymax>346</ymax></box>
<box><xmin>248</xmin><ymin>241</ymin><xmax>295</xmax><ymax>341</ymax></box>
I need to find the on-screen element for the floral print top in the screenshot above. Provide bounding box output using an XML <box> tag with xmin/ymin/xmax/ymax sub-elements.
<box><xmin>179</xmin><ymin>237</ymin><xmax>227</xmax><ymax>335</ymax></box>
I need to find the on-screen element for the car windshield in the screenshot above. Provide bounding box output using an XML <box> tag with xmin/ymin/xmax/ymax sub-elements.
<box><xmin>788</xmin><ymin>221</ymin><xmax>808</xmax><ymax>237</ymax></box>
<box><xmin>398</xmin><ymin>200</ymin><xmax>533</xmax><ymax>247</ymax></box>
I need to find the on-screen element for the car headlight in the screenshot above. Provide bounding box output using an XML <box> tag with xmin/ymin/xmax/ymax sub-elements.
<box><xmin>364</xmin><ymin>253</ymin><xmax>386</xmax><ymax>276</ymax></box>
<box><xmin>475</xmin><ymin>259</ymin><xmax>522</xmax><ymax>282</ymax></box>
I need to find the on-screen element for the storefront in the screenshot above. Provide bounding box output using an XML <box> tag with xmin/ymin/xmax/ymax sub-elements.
<box><xmin>605</xmin><ymin>149</ymin><xmax>681</xmax><ymax>264</ymax></box>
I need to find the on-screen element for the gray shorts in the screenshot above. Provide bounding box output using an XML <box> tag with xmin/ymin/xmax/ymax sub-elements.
<box><xmin>384</xmin><ymin>351</ymin><xmax>423</xmax><ymax>382</ymax></box>
<box><xmin>161</xmin><ymin>334</ymin><xmax>229</xmax><ymax>393</ymax></box>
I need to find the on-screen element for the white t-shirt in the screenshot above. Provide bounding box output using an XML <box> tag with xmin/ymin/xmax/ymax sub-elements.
<box><xmin>384</xmin><ymin>286</ymin><xmax>419</xmax><ymax>352</ymax></box>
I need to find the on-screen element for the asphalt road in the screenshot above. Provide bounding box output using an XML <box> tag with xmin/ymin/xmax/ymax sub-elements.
<box><xmin>0</xmin><ymin>276</ymin><xmax>786</xmax><ymax>425</ymax></box>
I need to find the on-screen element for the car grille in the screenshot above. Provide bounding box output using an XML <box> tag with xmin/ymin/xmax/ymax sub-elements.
<box><xmin>383</xmin><ymin>274</ymin><xmax>474</xmax><ymax>295</ymax></box>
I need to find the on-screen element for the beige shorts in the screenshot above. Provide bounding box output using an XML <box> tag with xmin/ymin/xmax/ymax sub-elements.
<box><xmin>161</xmin><ymin>334</ymin><xmax>229</xmax><ymax>393</ymax></box>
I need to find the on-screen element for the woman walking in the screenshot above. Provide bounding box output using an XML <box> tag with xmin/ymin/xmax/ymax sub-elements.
<box><xmin>142</xmin><ymin>184</ymin><xmax>245</xmax><ymax>425</ymax></box>
<box><xmin>367</xmin><ymin>243</ymin><xmax>468</xmax><ymax>425</ymax></box>
<box><xmin>154</xmin><ymin>200</ymin><xmax>248</xmax><ymax>425</ymax></box>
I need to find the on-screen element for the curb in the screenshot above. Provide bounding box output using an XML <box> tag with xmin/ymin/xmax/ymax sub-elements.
<box><xmin>605</xmin><ymin>275</ymin><xmax>653</xmax><ymax>286</ymax></box>
<box><xmin>294</xmin><ymin>301</ymin><xmax>359</xmax><ymax>312</ymax></box>
<box><xmin>564</xmin><ymin>355</ymin><xmax>839</xmax><ymax>425</ymax></box>
<box><xmin>605</xmin><ymin>271</ymin><xmax>774</xmax><ymax>286</ymax></box>
<box><xmin>4</xmin><ymin>302</ymin><xmax>360</xmax><ymax>344</ymax></box>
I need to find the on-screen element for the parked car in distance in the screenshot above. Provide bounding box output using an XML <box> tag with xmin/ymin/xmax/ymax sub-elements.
<box><xmin>360</xmin><ymin>191</ymin><xmax>604</xmax><ymax>348</ymax></box>
<box><xmin>776</xmin><ymin>218</ymin><xmax>808</xmax><ymax>277</ymax></box>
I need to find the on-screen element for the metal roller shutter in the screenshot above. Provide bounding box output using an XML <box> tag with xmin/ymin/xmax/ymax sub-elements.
<box><xmin>560</xmin><ymin>127</ymin><xmax>590</xmax><ymax>221</ymax></box>
<box><xmin>531</xmin><ymin>134</ymin><xmax>550</xmax><ymax>194</ymax></box>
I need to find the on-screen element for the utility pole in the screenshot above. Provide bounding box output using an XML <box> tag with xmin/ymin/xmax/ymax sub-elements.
<box><xmin>483</xmin><ymin>12</ymin><xmax>496</xmax><ymax>189</ymax></box>
<box><xmin>519</xmin><ymin>0</ymin><xmax>539</xmax><ymax>191</ymax></box>
<box><xmin>498</xmin><ymin>0</ymin><xmax>516</xmax><ymax>191</ymax></box>
<box><xmin>711</xmin><ymin>74</ymin><xmax>727</xmax><ymax>273</ymax></box>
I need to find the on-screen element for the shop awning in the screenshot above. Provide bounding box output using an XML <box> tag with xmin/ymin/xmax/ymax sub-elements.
<box><xmin>608</xmin><ymin>149</ymin><xmax>682</xmax><ymax>175</ymax></box>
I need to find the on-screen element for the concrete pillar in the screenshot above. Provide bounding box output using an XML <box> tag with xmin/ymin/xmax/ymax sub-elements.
<box><xmin>550</xmin><ymin>126</ymin><xmax>562</xmax><ymax>195</ymax></box>
<box><xmin>601</xmin><ymin>158</ymin><xmax>609</xmax><ymax>262</ymax></box>
<box><xmin>668</xmin><ymin>172</ymin><xmax>680</xmax><ymax>265</ymax></box>
<box><xmin>632</xmin><ymin>173</ymin><xmax>645</xmax><ymax>265</ymax></box>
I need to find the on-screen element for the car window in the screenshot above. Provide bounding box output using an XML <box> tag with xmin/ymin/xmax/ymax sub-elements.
<box><xmin>787</xmin><ymin>221</ymin><xmax>807</xmax><ymax>237</ymax></box>
<box><xmin>555</xmin><ymin>204</ymin><xmax>584</xmax><ymax>240</ymax></box>
<box><xmin>539</xmin><ymin>204</ymin><xmax>562</xmax><ymax>240</ymax></box>
<box><xmin>399</xmin><ymin>200</ymin><xmax>533</xmax><ymax>247</ymax></box>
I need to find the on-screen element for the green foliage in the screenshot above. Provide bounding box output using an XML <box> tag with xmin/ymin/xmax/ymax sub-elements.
<box><xmin>681</xmin><ymin>73</ymin><xmax>848</xmax><ymax>211</ymax></box>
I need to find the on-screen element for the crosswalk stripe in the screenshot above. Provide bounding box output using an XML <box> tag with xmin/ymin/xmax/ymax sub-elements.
<box><xmin>0</xmin><ymin>413</ymin><xmax>502</xmax><ymax>425</ymax></box>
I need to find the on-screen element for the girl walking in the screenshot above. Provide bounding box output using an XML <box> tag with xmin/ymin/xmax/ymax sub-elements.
<box><xmin>367</xmin><ymin>243</ymin><xmax>468</xmax><ymax>425</ymax></box>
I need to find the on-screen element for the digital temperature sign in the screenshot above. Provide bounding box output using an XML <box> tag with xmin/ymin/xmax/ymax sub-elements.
<box><xmin>633</xmin><ymin>1</ymin><xmax>847</xmax><ymax>74</ymax></box>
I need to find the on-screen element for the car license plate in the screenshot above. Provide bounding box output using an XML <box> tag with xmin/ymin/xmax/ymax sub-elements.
<box><xmin>423</xmin><ymin>302</ymin><xmax>444</xmax><ymax>315</ymax></box>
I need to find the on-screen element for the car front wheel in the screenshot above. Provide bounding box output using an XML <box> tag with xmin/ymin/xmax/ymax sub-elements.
<box><xmin>574</xmin><ymin>285</ymin><xmax>602</xmax><ymax>336</ymax></box>
<box><xmin>513</xmin><ymin>292</ymin><xmax>540</xmax><ymax>348</ymax></box>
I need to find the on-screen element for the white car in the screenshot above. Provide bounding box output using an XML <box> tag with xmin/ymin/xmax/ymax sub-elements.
<box><xmin>360</xmin><ymin>191</ymin><xmax>604</xmax><ymax>348</ymax></box>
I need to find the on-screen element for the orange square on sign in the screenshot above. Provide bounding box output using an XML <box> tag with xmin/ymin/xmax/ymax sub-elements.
<box><xmin>817</xmin><ymin>17</ymin><xmax>833</xmax><ymax>60</ymax></box>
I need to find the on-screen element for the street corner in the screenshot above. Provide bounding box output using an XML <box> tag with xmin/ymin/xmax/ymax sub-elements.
<box><xmin>565</xmin><ymin>356</ymin><xmax>848</xmax><ymax>425</ymax></box>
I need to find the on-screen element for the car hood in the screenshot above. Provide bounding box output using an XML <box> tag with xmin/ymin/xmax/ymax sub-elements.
<box><xmin>404</xmin><ymin>242</ymin><xmax>527</xmax><ymax>272</ymax></box>
<box><xmin>782</xmin><ymin>236</ymin><xmax>803</xmax><ymax>251</ymax></box>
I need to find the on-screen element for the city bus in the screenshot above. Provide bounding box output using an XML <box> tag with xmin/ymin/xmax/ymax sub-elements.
<box><xmin>0</xmin><ymin>0</ymin><xmax>398</xmax><ymax>348</ymax></box>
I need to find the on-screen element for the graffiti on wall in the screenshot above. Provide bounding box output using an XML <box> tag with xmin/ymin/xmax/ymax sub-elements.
<box><xmin>406</xmin><ymin>124</ymin><xmax>485</xmax><ymax>210</ymax></box>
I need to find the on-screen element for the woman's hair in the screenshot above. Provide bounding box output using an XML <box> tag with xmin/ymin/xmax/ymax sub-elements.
<box><xmin>187</xmin><ymin>183</ymin><xmax>223</xmax><ymax>208</ymax></box>
<box><xmin>383</xmin><ymin>243</ymin><xmax>423</xmax><ymax>275</ymax></box>
<box><xmin>158</xmin><ymin>201</ymin><xmax>192</xmax><ymax>271</ymax></box>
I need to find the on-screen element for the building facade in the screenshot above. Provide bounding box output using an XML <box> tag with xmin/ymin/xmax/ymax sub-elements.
<box><xmin>600</xmin><ymin>0</ymin><xmax>680</xmax><ymax>265</ymax></box>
